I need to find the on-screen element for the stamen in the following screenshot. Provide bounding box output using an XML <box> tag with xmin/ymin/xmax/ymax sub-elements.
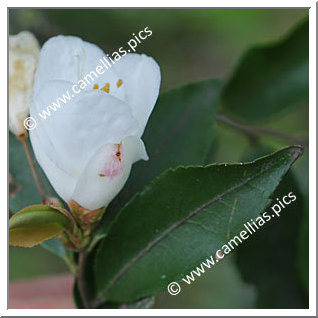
<box><xmin>93</xmin><ymin>84</ymin><xmax>99</xmax><ymax>89</ymax></box>
<box><xmin>117</xmin><ymin>79</ymin><xmax>123</xmax><ymax>88</ymax></box>
<box><xmin>101</xmin><ymin>83</ymin><xmax>110</xmax><ymax>93</ymax></box>
<box><xmin>115</xmin><ymin>143</ymin><xmax>122</xmax><ymax>162</ymax></box>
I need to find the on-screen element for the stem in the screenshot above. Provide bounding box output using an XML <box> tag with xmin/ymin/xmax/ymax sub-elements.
<box><xmin>77</xmin><ymin>251</ymin><xmax>92</xmax><ymax>309</ymax></box>
<box><xmin>216</xmin><ymin>113</ymin><xmax>308</xmax><ymax>146</ymax></box>
<box><xmin>18</xmin><ymin>134</ymin><xmax>47</xmax><ymax>202</ymax></box>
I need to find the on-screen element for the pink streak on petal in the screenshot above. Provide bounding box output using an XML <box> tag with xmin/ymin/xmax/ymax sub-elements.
<box><xmin>100</xmin><ymin>143</ymin><xmax>124</xmax><ymax>179</ymax></box>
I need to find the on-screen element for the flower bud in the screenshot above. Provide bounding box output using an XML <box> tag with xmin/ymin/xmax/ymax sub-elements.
<box><xmin>30</xmin><ymin>35</ymin><xmax>160</xmax><ymax>211</ymax></box>
<box><xmin>9</xmin><ymin>31</ymin><xmax>40</xmax><ymax>136</ymax></box>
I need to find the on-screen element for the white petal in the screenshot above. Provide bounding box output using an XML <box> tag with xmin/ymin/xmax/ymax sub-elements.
<box><xmin>30</xmin><ymin>129</ymin><xmax>76</xmax><ymax>202</ymax></box>
<box><xmin>34</xmin><ymin>36</ymin><xmax>84</xmax><ymax>88</ymax></box>
<box><xmin>34</xmin><ymin>35</ymin><xmax>126</xmax><ymax>100</ymax></box>
<box><xmin>31</xmin><ymin>80</ymin><xmax>139</xmax><ymax>178</ymax></box>
<box><xmin>112</xmin><ymin>53</ymin><xmax>161</xmax><ymax>136</ymax></box>
<box><xmin>72</xmin><ymin>136</ymin><xmax>148</xmax><ymax>210</ymax></box>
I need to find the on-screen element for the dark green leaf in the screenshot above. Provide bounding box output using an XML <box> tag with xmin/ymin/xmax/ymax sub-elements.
<box><xmin>94</xmin><ymin>146</ymin><xmax>302</xmax><ymax>304</ymax></box>
<box><xmin>221</xmin><ymin>18</ymin><xmax>308</xmax><ymax>122</ymax></box>
<box><xmin>9</xmin><ymin>205</ymin><xmax>73</xmax><ymax>248</ymax></box>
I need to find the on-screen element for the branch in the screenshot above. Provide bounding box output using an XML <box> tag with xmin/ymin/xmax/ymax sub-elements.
<box><xmin>77</xmin><ymin>251</ymin><xmax>92</xmax><ymax>309</ymax></box>
<box><xmin>216</xmin><ymin>114</ymin><xmax>308</xmax><ymax>146</ymax></box>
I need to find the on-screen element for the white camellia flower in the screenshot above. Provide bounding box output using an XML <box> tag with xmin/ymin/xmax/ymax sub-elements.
<box><xmin>9</xmin><ymin>31</ymin><xmax>40</xmax><ymax>136</ymax></box>
<box><xmin>30</xmin><ymin>35</ymin><xmax>160</xmax><ymax>210</ymax></box>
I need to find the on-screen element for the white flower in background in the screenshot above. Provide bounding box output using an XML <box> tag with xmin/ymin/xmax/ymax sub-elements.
<box><xmin>9</xmin><ymin>31</ymin><xmax>40</xmax><ymax>136</ymax></box>
<box><xmin>30</xmin><ymin>35</ymin><xmax>161</xmax><ymax>210</ymax></box>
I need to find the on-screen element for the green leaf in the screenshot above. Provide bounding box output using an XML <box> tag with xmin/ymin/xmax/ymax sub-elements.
<box><xmin>94</xmin><ymin>145</ymin><xmax>303</xmax><ymax>304</ymax></box>
<box><xmin>103</xmin><ymin>79</ymin><xmax>222</xmax><ymax>221</ymax></box>
<box><xmin>221</xmin><ymin>18</ymin><xmax>308</xmax><ymax>122</ymax></box>
<box><xmin>9</xmin><ymin>205</ymin><xmax>73</xmax><ymax>248</ymax></box>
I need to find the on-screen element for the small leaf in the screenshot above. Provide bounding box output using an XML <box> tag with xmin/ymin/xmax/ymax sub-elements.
<box><xmin>94</xmin><ymin>146</ymin><xmax>303</xmax><ymax>303</ymax></box>
<box><xmin>9</xmin><ymin>205</ymin><xmax>74</xmax><ymax>248</ymax></box>
<box><xmin>221</xmin><ymin>18</ymin><xmax>308</xmax><ymax>122</ymax></box>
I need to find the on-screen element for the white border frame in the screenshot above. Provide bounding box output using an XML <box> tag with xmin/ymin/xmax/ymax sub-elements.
<box><xmin>2</xmin><ymin>1</ymin><xmax>316</xmax><ymax>316</ymax></box>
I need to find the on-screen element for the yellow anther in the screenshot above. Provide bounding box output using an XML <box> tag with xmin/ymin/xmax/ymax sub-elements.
<box><xmin>93</xmin><ymin>84</ymin><xmax>99</xmax><ymax>89</ymax></box>
<box><xmin>117</xmin><ymin>79</ymin><xmax>123</xmax><ymax>88</ymax></box>
<box><xmin>101</xmin><ymin>83</ymin><xmax>110</xmax><ymax>93</ymax></box>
